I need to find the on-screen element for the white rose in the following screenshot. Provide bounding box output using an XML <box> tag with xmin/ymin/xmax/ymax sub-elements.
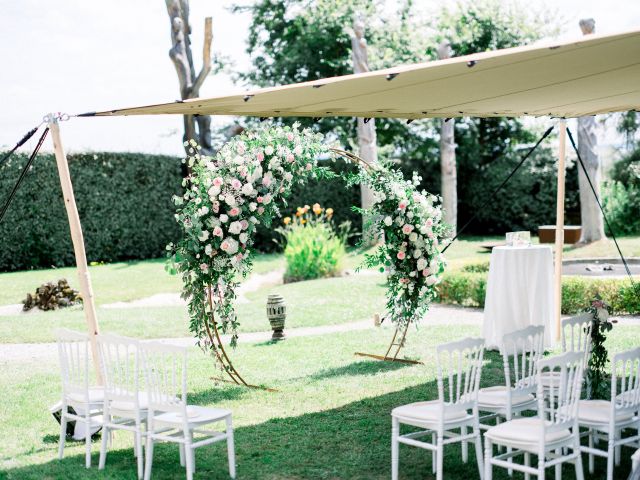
<box><xmin>241</xmin><ymin>183</ymin><xmax>254</xmax><ymax>196</ymax></box>
<box><xmin>249</xmin><ymin>202</ymin><xmax>257</xmax><ymax>212</ymax></box>
<box><xmin>205</xmin><ymin>244</ymin><xmax>213</xmax><ymax>256</ymax></box>
<box><xmin>409</xmin><ymin>232</ymin><xmax>418</xmax><ymax>242</ymax></box>
<box><xmin>198</xmin><ymin>230</ymin><xmax>210</xmax><ymax>242</ymax></box>
<box><xmin>220</xmin><ymin>214</ymin><xmax>229</xmax><ymax>223</ymax></box>
<box><xmin>383</xmin><ymin>216</ymin><xmax>393</xmax><ymax>226</ymax></box>
<box><xmin>228</xmin><ymin>221</ymin><xmax>242</xmax><ymax>235</ymax></box>
<box><xmin>265</xmin><ymin>145</ymin><xmax>275</xmax><ymax>156</ymax></box>
<box><xmin>417</xmin><ymin>258</ymin><xmax>427</xmax><ymax>271</ymax></box>
<box><xmin>225</xmin><ymin>194</ymin><xmax>236</xmax><ymax>206</ymax></box>
<box><xmin>413</xmin><ymin>249</ymin><xmax>422</xmax><ymax>259</ymax></box>
<box><xmin>239</xmin><ymin>232</ymin><xmax>248</xmax><ymax>243</ymax></box>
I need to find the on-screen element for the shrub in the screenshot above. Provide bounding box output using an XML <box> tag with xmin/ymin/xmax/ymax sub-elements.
<box><xmin>0</xmin><ymin>151</ymin><xmax>183</xmax><ymax>271</ymax></box>
<box><xmin>436</xmin><ymin>270</ymin><xmax>640</xmax><ymax>315</ymax></box>
<box><xmin>278</xmin><ymin>204</ymin><xmax>347</xmax><ymax>282</ymax></box>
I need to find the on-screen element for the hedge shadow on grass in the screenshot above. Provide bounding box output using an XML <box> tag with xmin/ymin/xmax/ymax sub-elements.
<box><xmin>310</xmin><ymin>359</ymin><xmax>412</xmax><ymax>381</ymax></box>
<box><xmin>3</xmin><ymin>352</ymin><xmax>627</xmax><ymax>479</ymax></box>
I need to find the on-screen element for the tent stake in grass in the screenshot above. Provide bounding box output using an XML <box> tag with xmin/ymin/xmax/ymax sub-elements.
<box><xmin>48</xmin><ymin>114</ymin><xmax>103</xmax><ymax>384</ymax></box>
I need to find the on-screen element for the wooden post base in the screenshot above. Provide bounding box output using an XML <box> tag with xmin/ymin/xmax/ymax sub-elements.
<box><xmin>210</xmin><ymin>377</ymin><xmax>278</xmax><ymax>392</ymax></box>
<box><xmin>354</xmin><ymin>352</ymin><xmax>423</xmax><ymax>365</ymax></box>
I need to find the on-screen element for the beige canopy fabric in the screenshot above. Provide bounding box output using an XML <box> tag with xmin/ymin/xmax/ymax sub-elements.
<box><xmin>89</xmin><ymin>28</ymin><xmax>640</xmax><ymax>120</ymax></box>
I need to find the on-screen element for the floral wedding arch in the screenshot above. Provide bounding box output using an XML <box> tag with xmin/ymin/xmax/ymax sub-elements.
<box><xmin>166</xmin><ymin>124</ymin><xmax>449</xmax><ymax>386</ymax></box>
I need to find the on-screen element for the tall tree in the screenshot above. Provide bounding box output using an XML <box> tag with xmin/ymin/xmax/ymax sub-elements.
<box><xmin>577</xmin><ymin>18</ymin><xmax>606</xmax><ymax>243</ymax></box>
<box><xmin>351</xmin><ymin>16</ymin><xmax>379</xmax><ymax>243</ymax></box>
<box><xmin>165</xmin><ymin>0</ymin><xmax>214</xmax><ymax>156</ymax></box>
<box><xmin>437</xmin><ymin>40</ymin><xmax>457</xmax><ymax>234</ymax></box>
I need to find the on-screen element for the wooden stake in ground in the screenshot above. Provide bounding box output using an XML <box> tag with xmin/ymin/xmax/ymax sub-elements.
<box><xmin>577</xmin><ymin>18</ymin><xmax>606</xmax><ymax>243</ymax></box>
<box><xmin>49</xmin><ymin>116</ymin><xmax>103</xmax><ymax>384</ymax></box>
<box><xmin>554</xmin><ymin>120</ymin><xmax>567</xmax><ymax>342</ymax></box>
<box><xmin>165</xmin><ymin>0</ymin><xmax>214</xmax><ymax>156</ymax></box>
<box><xmin>437</xmin><ymin>40</ymin><xmax>457</xmax><ymax>233</ymax></box>
<box><xmin>351</xmin><ymin>16</ymin><xmax>379</xmax><ymax>245</ymax></box>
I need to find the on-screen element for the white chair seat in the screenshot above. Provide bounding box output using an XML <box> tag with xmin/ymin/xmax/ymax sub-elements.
<box><xmin>485</xmin><ymin>417</ymin><xmax>571</xmax><ymax>449</ymax></box>
<box><xmin>577</xmin><ymin>400</ymin><xmax>635</xmax><ymax>425</ymax></box>
<box><xmin>392</xmin><ymin>400</ymin><xmax>469</xmax><ymax>424</ymax></box>
<box><xmin>110</xmin><ymin>392</ymin><xmax>150</xmax><ymax>412</ymax></box>
<box><xmin>154</xmin><ymin>405</ymin><xmax>231</xmax><ymax>426</ymax></box>
<box><xmin>477</xmin><ymin>386</ymin><xmax>535</xmax><ymax>408</ymax></box>
<box><xmin>68</xmin><ymin>387</ymin><xmax>105</xmax><ymax>405</ymax></box>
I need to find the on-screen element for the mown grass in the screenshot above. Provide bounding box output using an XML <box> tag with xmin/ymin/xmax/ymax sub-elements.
<box><xmin>2</xmin><ymin>324</ymin><xmax>638</xmax><ymax>479</ymax></box>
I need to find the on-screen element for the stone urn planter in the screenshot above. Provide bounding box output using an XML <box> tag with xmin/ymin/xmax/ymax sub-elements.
<box><xmin>266</xmin><ymin>294</ymin><xmax>286</xmax><ymax>340</ymax></box>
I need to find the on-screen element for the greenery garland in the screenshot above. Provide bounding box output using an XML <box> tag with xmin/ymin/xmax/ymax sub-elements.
<box><xmin>167</xmin><ymin>125</ymin><xmax>448</xmax><ymax>373</ymax></box>
<box><xmin>586</xmin><ymin>296</ymin><xmax>615</xmax><ymax>400</ymax></box>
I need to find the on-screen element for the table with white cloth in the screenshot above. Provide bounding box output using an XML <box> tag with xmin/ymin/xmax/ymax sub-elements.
<box><xmin>482</xmin><ymin>245</ymin><xmax>555</xmax><ymax>349</ymax></box>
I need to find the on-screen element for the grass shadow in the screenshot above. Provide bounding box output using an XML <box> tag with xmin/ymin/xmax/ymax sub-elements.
<box><xmin>188</xmin><ymin>385</ymin><xmax>250</xmax><ymax>404</ymax></box>
<box><xmin>310</xmin><ymin>359</ymin><xmax>412</xmax><ymax>381</ymax></box>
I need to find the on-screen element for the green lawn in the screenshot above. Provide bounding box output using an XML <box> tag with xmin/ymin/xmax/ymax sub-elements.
<box><xmin>1</xmin><ymin>324</ymin><xmax>638</xmax><ymax>479</ymax></box>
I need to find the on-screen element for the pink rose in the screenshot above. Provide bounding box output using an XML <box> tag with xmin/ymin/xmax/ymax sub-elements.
<box><xmin>229</xmin><ymin>207</ymin><xmax>240</xmax><ymax>216</ymax></box>
<box><xmin>256</xmin><ymin>152</ymin><xmax>264</xmax><ymax>162</ymax></box>
<box><xmin>257</xmin><ymin>196</ymin><xmax>263</xmax><ymax>204</ymax></box>
<box><xmin>305</xmin><ymin>163</ymin><xmax>312</xmax><ymax>171</ymax></box>
<box><xmin>257</xmin><ymin>207</ymin><xmax>265</xmax><ymax>214</ymax></box>
<box><xmin>397</xmin><ymin>251</ymin><xmax>406</xmax><ymax>260</ymax></box>
<box><xmin>199</xmin><ymin>263</ymin><xmax>209</xmax><ymax>273</ymax></box>
<box><xmin>240</xmin><ymin>220</ymin><xmax>249</xmax><ymax>230</ymax></box>
<box><xmin>231</xmin><ymin>179</ymin><xmax>242</xmax><ymax>190</ymax></box>
<box><xmin>422</xmin><ymin>268</ymin><xmax>431</xmax><ymax>277</ymax></box>
<box><xmin>213</xmin><ymin>226</ymin><xmax>223</xmax><ymax>237</ymax></box>
<box><xmin>287</xmin><ymin>132</ymin><xmax>295</xmax><ymax>141</ymax></box>
<box><xmin>262</xmin><ymin>175</ymin><xmax>272</xmax><ymax>187</ymax></box>
<box><xmin>237</xmin><ymin>143</ymin><xmax>246</xmax><ymax>154</ymax></box>
<box><xmin>426</xmin><ymin>218</ymin><xmax>433</xmax><ymax>227</ymax></box>
<box><xmin>213</xmin><ymin>177</ymin><xmax>224</xmax><ymax>187</ymax></box>
<box><xmin>398</xmin><ymin>200</ymin><xmax>408</xmax><ymax>210</ymax></box>
<box><xmin>287</xmin><ymin>153</ymin><xmax>295</xmax><ymax>163</ymax></box>
<box><xmin>402</xmin><ymin>224</ymin><xmax>414</xmax><ymax>235</ymax></box>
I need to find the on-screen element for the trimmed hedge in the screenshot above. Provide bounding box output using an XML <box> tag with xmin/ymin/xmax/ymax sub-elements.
<box><xmin>436</xmin><ymin>270</ymin><xmax>640</xmax><ymax>315</ymax></box>
<box><xmin>0</xmin><ymin>151</ymin><xmax>183</xmax><ymax>271</ymax></box>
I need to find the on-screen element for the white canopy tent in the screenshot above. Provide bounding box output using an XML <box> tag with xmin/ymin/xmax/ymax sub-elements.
<box><xmin>44</xmin><ymin>27</ymin><xmax>640</xmax><ymax>379</ymax></box>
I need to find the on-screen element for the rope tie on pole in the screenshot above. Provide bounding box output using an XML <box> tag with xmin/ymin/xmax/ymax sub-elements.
<box><xmin>566</xmin><ymin>127</ymin><xmax>636</xmax><ymax>287</ymax></box>
<box><xmin>0</xmin><ymin>127</ymin><xmax>50</xmax><ymax>225</ymax></box>
<box><xmin>440</xmin><ymin>125</ymin><xmax>555</xmax><ymax>254</ymax></box>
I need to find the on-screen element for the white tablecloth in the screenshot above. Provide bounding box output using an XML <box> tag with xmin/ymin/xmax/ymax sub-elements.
<box><xmin>482</xmin><ymin>245</ymin><xmax>554</xmax><ymax>349</ymax></box>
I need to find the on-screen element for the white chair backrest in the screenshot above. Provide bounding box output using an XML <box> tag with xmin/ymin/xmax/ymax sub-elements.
<box><xmin>140</xmin><ymin>341</ymin><xmax>187</xmax><ymax>415</ymax></box>
<box><xmin>98</xmin><ymin>333</ymin><xmax>141</xmax><ymax>409</ymax></box>
<box><xmin>536</xmin><ymin>351</ymin><xmax>584</xmax><ymax>431</ymax></box>
<box><xmin>436</xmin><ymin>337</ymin><xmax>485</xmax><ymax>412</ymax></box>
<box><xmin>611</xmin><ymin>347</ymin><xmax>640</xmax><ymax>420</ymax></box>
<box><xmin>501</xmin><ymin>325</ymin><xmax>545</xmax><ymax>394</ymax></box>
<box><xmin>55</xmin><ymin>328</ymin><xmax>91</xmax><ymax>402</ymax></box>
<box><xmin>562</xmin><ymin>313</ymin><xmax>592</xmax><ymax>369</ymax></box>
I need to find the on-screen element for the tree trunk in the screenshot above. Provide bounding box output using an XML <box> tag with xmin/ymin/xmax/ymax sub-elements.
<box><xmin>165</xmin><ymin>0</ymin><xmax>213</xmax><ymax>156</ymax></box>
<box><xmin>437</xmin><ymin>41</ymin><xmax>457</xmax><ymax>234</ymax></box>
<box><xmin>351</xmin><ymin>17</ymin><xmax>379</xmax><ymax>245</ymax></box>
<box><xmin>577</xmin><ymin>19</ymin><xmax>605</xmax><ymax>243</ymax></box>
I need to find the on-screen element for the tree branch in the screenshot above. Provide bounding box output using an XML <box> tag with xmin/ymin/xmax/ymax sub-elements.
<box><xmin>192</xmin><ymin>17</ymin><xmax>213</xmax><ymax>96</ymax></box>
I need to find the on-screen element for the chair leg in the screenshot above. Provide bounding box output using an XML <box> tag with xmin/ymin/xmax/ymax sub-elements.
<box><xmin>58</xmin><ymin>409</ymin><xmax>67</xmax><ymax>460</ymax></box>
<box><xmin>226</xmin><ymin>416</ymin><xmax>236</xmax><ymax>479</ymax></box>
<box><xmin>179</xmin><ymin>444</ymin><xmax>186</xmax><ymax>467</ymax></box>
<box><xmin>473</xmin><ymin>422</ymin><xmax>484</xmax><ymax>480</ymax></box>
<box><xmin>461</xmin><ymin>424</ymin><xmax>468</xmax><ymax>463</ymax></box>
<box><xmin>432</xmin><ymin>432</ymin><xmax>436</xmax><ymax>474</ymax></box>
<box><xmin>391</xmin><ymin>417</ymin><xmax>399</xmax><ymax>480</ymax></box>
<box><xmin>607</xmin><ymin>435</ymin><xmax>615</xmax><ymax>480</ymax></box>
<box><xmin>575</xmin><ymin>441</ymin><xmax>585</xmax><ymax>480</ymax></box>
<box><xmin>555</xmin><ymin>448</ymin><xmax>561</xmax><ymax>480</ymax></box>
<box><xmin>144</xmin><ymin>437</ymin><xmax>154</xmax><ymax>480</ymax></box>
<box><xmin>524</xmin><ymin>452</ymin><xmax>530</xmax><ymax>480</ymax></box>
<box><xmin>436</xmin><ymin>432</ymin><xmax>444</xmax><ymax>480</ymax></box>
<box><xmin>614</xmin><ymin>428</ymin><xmax>621</xmax><ymax>466</ymax></box>
<box><xmin>99</xmin><ymin>425</ymin><xmax>108</xmax><ymax>469</ymax></box>
<box><xmin>588</xmin><ymin>428</ymin><xmax>594</xmax><ymax>473</ymax></box>
<box><xmin>185</xmin><ymin>430</ymin><xmax>194</xmax><ymax>480</ymax></box>
<box><xmin>85</xmin><ymin>412</ymin><xmax>92</xmax><ymax>468</ymax></box>
<box><xmin>136</xmin><ymin>428</ymin><xmax>144</xmax><ymax>480</ymax></box>
<box><xmin>484</xmin><ymin>437</ymin><xmax>493</xmax><ymax>480</ymax></box>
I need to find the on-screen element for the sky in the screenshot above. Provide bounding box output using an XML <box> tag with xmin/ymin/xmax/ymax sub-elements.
<box><xmin>1</xmin><ymin>0</ymin><xmax>640</xmax><ymax>157</ymax></box>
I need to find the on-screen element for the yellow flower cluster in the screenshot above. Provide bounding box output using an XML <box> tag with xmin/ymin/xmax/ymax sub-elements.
<box><xmin>283</xmin><ymin>203</ymin><xmax>334</xmax><ymax>226</ymax></box>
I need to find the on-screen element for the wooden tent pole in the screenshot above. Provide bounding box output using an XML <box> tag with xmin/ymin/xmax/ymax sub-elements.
<box><xmin>554</xmin><ymin>120</ymin><xmax>567</xmax><ymax>342</ymax></box>
<box><xmin>48</xmin><ymin>116</ymin><xmax>103</xmax><ymax>384</ymax></box>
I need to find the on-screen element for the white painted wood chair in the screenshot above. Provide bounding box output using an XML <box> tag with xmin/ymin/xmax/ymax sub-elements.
<box><xmin>484</xmin><ymin>351</ymin><xmax>585</xmax><ymax>480</ymax></box>
<box><xmin>55</xmin><ymin>328</ymin><xmax>104</xmax><ymax>468</ymax></box>
<box><xmin>542</xmin><ymin>314</ymin><xmax>592</xmax><ymax>396</ymax></box>
<box><xmin>579</xmin><ymin>346</ymin><xmax>640</xmax><ymax>479</ymax></box>
<box><xmin>392</xmin><ymin>337</ymin><xmax>485</xmax><ymax>480</ymax></box>
<box><xmin>97</xmin><ymin>333</ymin><xmax>148</xmax><ymax>479</ymax></box>
<box><xmin>141</xmin><ymin>341</ymin><xmax>236</xmax><ymax>480</ymax></box>
<box><xmin>478</xmin><ymin>325</ymin><xmax>545</xmax><ymax>428</ymax></box>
